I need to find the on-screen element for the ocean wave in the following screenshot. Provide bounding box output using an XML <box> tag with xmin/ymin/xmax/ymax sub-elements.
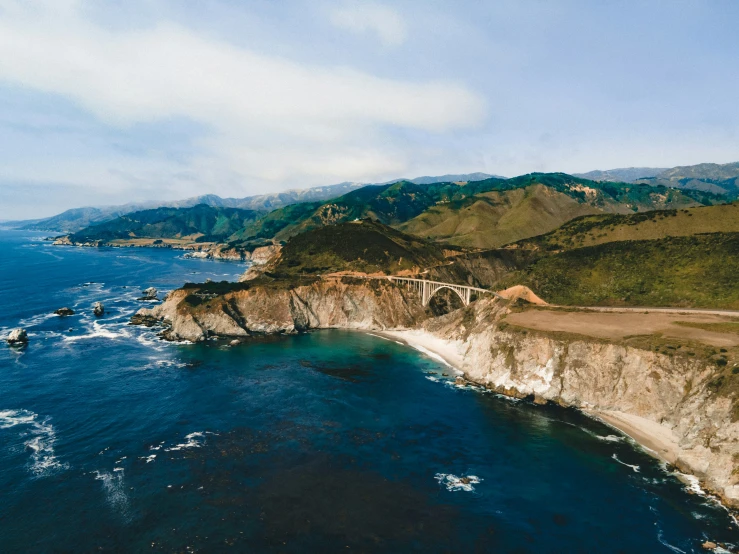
<box><xmin>408</xmin><ymin>344</ymin><xmax>458</xmax><ymax>371</ymax></box>
<box><xmin>93</xmin><ymin>470</ymin><xmax>132</xmax><ymax>522</ymax></box>
<box><xmin>435</xmin><ymin>473</ymin><xmax>482</xmax><ymax>492</ymax></box>
<box><xmin>63</xmin><ymin>321</ymin><xmax>131</xmax><ymax>342</ymax></box>
<box><xmin>18</xmin><ymin>312</ymin><xmax>57</xmax><ymax>328</ymax></box>
<box><xmin>164</xmin><ymin>431</ymin><xmax>215</xmax><ymax>452</ymax></box>
<box><xmin>612</xmin><ymin>454</ymin><xmax>640</xmax><ymax>473</ymax></box>
<box><xmin>0</xmin><ymin>409</ymin><xmax>68</xmax><ymax>476</ymax></box>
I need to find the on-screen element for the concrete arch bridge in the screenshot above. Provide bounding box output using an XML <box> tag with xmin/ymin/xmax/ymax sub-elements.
<box><xmin>381</xmin><ymin>276</ymin><xmax>500</xmax><ymax>307</ymax></box>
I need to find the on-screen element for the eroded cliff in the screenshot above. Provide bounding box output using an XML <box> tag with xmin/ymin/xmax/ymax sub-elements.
<box><xmin>134</xmin><ymin>278</ymin><xmax>427</xmax><ymax>342</ymax></box>
<box><xmin>422</xmin><ymin>298</ymin><xmax>739</xmax><ymax>508</ymax></box>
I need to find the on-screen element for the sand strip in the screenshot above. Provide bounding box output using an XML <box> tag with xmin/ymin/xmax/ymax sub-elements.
<box><xmin>370</xmin><ymin>329</ymin><xmax>466</xmax><ymax>372</ymax></box>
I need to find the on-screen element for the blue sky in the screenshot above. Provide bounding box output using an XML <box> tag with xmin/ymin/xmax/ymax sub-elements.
<box><xmin>2</xmin><ymin>0</ymin><xmax>739</xmax><ymax>219</ymax></box>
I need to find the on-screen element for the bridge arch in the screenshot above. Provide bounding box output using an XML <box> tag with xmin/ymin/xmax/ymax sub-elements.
<box><xmin>426</xmin><ymin>284</ymin><xmax>469</xmax><ymax>307</ymax></box>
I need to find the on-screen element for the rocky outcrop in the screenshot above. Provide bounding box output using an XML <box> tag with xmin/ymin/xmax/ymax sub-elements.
<box><xmin>140</xmin><ymin>287</ymin><xmax>158</xmax><ymax>300</ymax></box>
<box><xmin>421</xmin><ymin>298</ymin><xmax>739</xmax><ymax>508</ymax></box>
<box><xmin>132</xmin><ymin>278</ymin><xmax>426</xmax><ymax>342</ymax></box>
<box><xmin>7</xmin><ymin>328</ymin><xmax>28</xmax><ymax>345</ymax></box>
<box><xmin>54</xmin><ymin>307</ymin><xmax>75</xmax><ymax>316</ymax></box>
<box><xmin>93</xmin><ymin>302</ymin><xmax>104</xmax><ymax>317</ymax></box>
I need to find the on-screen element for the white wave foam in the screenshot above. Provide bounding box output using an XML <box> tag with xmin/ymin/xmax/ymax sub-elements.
<box><xmin>63</xmin><ymin>321</ymin><xmax>131</xmax><ymax>342</ymax></box>
<box><xmin>435</xmin><ymin>473</ymin><xmax>482</xmax><ymax>492</ymax></box>
<box><xmin>94</xmin><ymin>470</ymin><xmax>132</xmax><ymax>521</ymax></box>
<box><xmin>165</xmin><ymin>431</ymin><xmax>211</xmax><ymax>452</ymax></box>
<box><xmin>409</xmin><ymin>344</ymin><xmax>456</xmax><ymax>370</ymax></box>
<box><xmin>425</xmin><ymin>375</ymin><xmax>440</xmax><ymax>382</ymax></box>
<box><xmin>366</xmin><ymin>332</ymin><xmax>393</xmax><ymax>342</ymax></box>
<box><xmin>0</xmin><ymin>409</ymin><xmax>68</xmax><ymax>476</ymax></box>
<box><xmin>18</xmin><ymin>312</ymin><xmax>57</xmax><ymax>327</ymax></box>
<box><xmin>140</xmin><ymin>454</ymin><xmax>157</xmax><ymax>463</ymax></box>
<box><xmin>612</xmin><ymin>454</ymin><xmax>640</xmax><ymax>473</ymax></box>
<box><xmin>656</xmin><ymin>528</ymin><xmax>686</xmax><ymax>553</ymax></box>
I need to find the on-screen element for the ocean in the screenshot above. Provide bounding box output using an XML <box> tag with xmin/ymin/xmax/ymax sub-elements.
<box><xmin>0</xmin><ymin>229</ymin><xmax>736</xmax><ymax>552</ymax></box>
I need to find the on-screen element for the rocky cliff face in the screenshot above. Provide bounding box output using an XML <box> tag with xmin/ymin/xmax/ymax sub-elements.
<box><xmin>131</xmin><ymin>279</ymin><xmax>739</xmax><ymax>507</ymax></box>
<box><xmin>423</xmin><ymin>298</ymin><xmax>739</xmax><ymax>508</ymax></box>
<box><xmin>134</xmin><ymin>278</ymin><xmax>427</xmax><ymax>342</ymax></box>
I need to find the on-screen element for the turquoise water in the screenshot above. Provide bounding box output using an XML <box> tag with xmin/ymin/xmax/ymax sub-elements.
<box><xmin>0</xmin><ymin>230</ymin><xmax>737</xmax><ymax>552</ymax></box>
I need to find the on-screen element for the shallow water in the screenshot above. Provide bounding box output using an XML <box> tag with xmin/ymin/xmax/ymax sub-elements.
<box><xmin>0</xmin><ymin>230</ymin><xmax>737</xmax><ymax>552</ymax></box>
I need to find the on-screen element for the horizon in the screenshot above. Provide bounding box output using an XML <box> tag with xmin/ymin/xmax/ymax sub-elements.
<box><xmin>2</xmin><ymin>1</ymin><xmax>739</xmax><ymax>219</ymax></box>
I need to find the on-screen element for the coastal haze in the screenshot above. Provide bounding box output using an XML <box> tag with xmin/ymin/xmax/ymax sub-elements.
<box><xmin>3</xmin><ymin>1</ymin><xmax>739</xmax><ymax>553</ymax></box>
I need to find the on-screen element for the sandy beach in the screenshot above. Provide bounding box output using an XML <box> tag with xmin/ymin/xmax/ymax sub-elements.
<box><xmin>371</xmin><ymin>329</ymin><xmax>686</xmax><ymax>471</ymax></box>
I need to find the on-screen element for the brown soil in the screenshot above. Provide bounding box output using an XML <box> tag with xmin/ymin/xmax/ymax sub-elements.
<box><xmin>506</xmin><ymin>309</ymin><xmax>739</xmax><ymax>348</ymax></box>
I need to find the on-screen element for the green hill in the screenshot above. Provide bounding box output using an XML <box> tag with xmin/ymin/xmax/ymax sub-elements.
<box><xmin>269</xmin><ymin>219</ymin><xmax>450</xmax><ymax>277</ymax></box>
<box><xmin>637</xmin><ymin>162</ymin><xmax>739</xmax><ymax>197</ymax></box>
<box><xmin>69</xmin><ymin>204</ymin><xmax>264</xmax><ymax>243</ymax></box>
<box><xmin>501</xmin><ymin>233</ymin><xmax>739</xmax><ymax>309</ymax></box>
<box><xmin>514</xmin><ymin>202</ymin><xmax>739</xmax><ymax>251</ymax></box>
<box><xmin>230</xmin><ymin>173</ymin><xmax>718</xmax><ymax>249</ymax></box>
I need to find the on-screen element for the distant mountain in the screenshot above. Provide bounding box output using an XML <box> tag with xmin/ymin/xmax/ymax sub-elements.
<box><xmin>17</xmin><ymin>182</ymin><xmax>367</xmax><ymax>233</ymax></box>
<box><xmin>398</xmin><ymin>172</ymin><xmax>503</xmax><ymax>185</ymax></box>
<box><xmin>574</xmin><ymin>167</ymin><xmax>666</xmax><ymax>182</ymax></box>
<box><xmin>230</xmin><ymin>173</ymin><xmax>719</xmax><ymax>249</ymax></box>
<box><xmin>636</xmin><ymin>162</ymin><xmax>739</xmax><ymax>197</ymax></box>
<box><xmin>14</xmin><ymin>174</ymin><xmax>499</xmax><ymax>234</ymax></box>
<box><xmin>68</xmin><ymin>205</ymin><xmax>263</xmax><ymax>244</ymax></box>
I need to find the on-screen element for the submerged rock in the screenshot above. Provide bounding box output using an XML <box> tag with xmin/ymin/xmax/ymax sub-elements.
<box><xmin>140</xmin><ymin>287</ymin><xmax>158</xmax><ymax>300</ymax></box>
<box><xmin>54</xmin><ymin>307</ymin><xmax>75</xmax><ymax>316</ymax></box>
<box><xmin>7</xmin><ymin>328</ymin><xmax>28</xmax><ymax>345</ymax></box>
<box><xmin>93</xmin><ymin>301</ymin><xmax>104</xmax><ymax>317</ymax></box>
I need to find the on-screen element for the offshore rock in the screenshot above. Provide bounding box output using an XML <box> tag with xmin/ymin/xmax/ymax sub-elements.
<box><xmin>93</xmin><ymin>301</ymin><xmax>104</xmax><ymax>317</ymax></box>
<box><xmin>54</xmin><ymin>307</ymin><xmax>75</xmax><ymax>316</ymax></box>
<box><xmin>131</xmin><ymin>278</ymin><xmax>427</xmax><ymax>343</ymax></box>
<box><xmin>7</xmin><ymin>328</ymin><xmax>28</xmax><ymax>345</ymax></box>
<box><xmin>141</xmin><ymin>287</ymin><xmax>158</xmax><ymax>300</ymax></box>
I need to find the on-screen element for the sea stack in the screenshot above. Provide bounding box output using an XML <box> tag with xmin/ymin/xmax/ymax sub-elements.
<box><xmin>141</xmin><ymin>287</ymin><xmax>158</xmax><ymax>300</ymax></box>
<box><xmin>93</xmin><ymin>302</ymin><xmax>104</xmax><ymax>317</ymax></box>
<box><xmin>54</xmin><ymin>307</ymin><xmax>75</xmax><ymax>316</ymax></box>
<box><xmin>7</xmin><ymin>328</ymin><xmax>28</xmax><ymax>345</ymax></box>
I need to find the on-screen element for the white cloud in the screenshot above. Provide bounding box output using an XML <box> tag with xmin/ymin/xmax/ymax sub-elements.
<box><xmin>329</xmin><ymin>1</ymin><xmax>408</xmax><ymax>47</ymax></box>
<box><xmin>0</xmin><ymin>0</ymin><xmax>485</xmax><ymax>196</ymax></box>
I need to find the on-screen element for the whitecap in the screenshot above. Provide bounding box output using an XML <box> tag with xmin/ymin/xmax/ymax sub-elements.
<box><xmin>435</xmin><ymin>473</ymin><xmax>482</xmax><ymax>492</ymax></box>
<box><xmin>94</xmin><ymin>470</ymin><xmax>132</xmax><ymax>522</ymax></box>
<box><xmin>63</xmin><ymin>321</ymin><xmax>131</xmax><ymax>342</ymax></box>
<box><xmin>425</xmin><ymin>375</ymin><xmax>440</xmax><ymax>382</ymax></box>
<box><xmin>165</xmin><ymin>431</ymin><xmax>211</xmax><ymax>452</ymax></box>
<box><xmin>612</xmin><ymin>454</ymin><xmax>640</xmax><ymax>473</ymax></box>
<box><xmin>656</xmin><ymin>528</ymin><xmax>686</xmax><ymax>553</ymax></box>
<box><xmin>140</xmin><ymin>454</ymin><xmax>157</xmax><ymax>463</ymax></box>
<box><xmin>0</xmin><ymin>409</ymin><xmax>68</xmax><ymax>476</ymax></box>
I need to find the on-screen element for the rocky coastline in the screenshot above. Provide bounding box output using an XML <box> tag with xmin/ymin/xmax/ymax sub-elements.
<box><xmin>129</xmin><ymin>279</ymin><xmax>739</xmax><ymax>514</ymax></box>
<box><xmin>52</xmin><ymin>235</ymin><xmax>280</xmax><ymax>263</ymax></box>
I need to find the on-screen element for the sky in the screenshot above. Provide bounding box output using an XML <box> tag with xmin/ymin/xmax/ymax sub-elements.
<box><xmin>1</xmin><ymin>0</ymin><xmax>739</xmax><ymax>219</ymax></box>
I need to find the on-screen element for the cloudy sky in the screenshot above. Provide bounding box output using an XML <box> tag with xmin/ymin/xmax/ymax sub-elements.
<box><xmin>2</xmin><ymin>0</ymin><xmax>738</xmax><ymax>219</ymax></box>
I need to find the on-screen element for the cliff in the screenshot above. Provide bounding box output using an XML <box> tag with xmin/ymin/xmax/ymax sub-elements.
<box><xmin>420</xmin><ymin>298</ymin><xmax>739</xmax><ymax>508</ymax></box>
<box><xmin>133</xmin><ymin>278</ymin><xmax>427</xmax><ymax>342</ymax></box>
<box><xmin>131</xmin><ymin>277</ymin><xmax>739</xmax><ymax>508</ymax></box>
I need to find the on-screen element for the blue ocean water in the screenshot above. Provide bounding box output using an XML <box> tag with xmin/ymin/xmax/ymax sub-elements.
<box><xmin>0</xmin><ymin>230</ymin><xmax>737</xmax><ymax>553</ymax></box>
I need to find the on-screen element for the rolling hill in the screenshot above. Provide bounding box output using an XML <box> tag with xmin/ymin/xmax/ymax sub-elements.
<box><xmin>232</xmin><ymin>172</ymin><xmax>717</xmax><ymax>249</ymax></box>
<box><xmin>513</xmin><ymin>202</ymin><xmax>739</xmax><ymax>251</ymax></box>
<box><xmin>68</xmin><ymin>205</ymin><xmax>264</xmax><ymax>244</ymax></box>
<box><xmin>636</xmin><ymin>162</ymin><xmax>739</xmax><ymax>197</ymax></box>
<box><xmin>268</xmin><ymin>219</ymin><xmax>450</xmax><ymax>277</ymax></box>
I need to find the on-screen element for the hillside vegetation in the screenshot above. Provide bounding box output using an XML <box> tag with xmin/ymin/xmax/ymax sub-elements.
<box><xmin>269</xmin><ymin>219</ymin><xmax>449</xmax><ymax>277</ymax></box>
<box><xmin>69</xmin><ymin>205</ymin><xmax>263</xmax><ymax>243</ymax></box>
<box><xmin>514</xmin><ymin>202</ymin><xmax>739</xmax><ymax>251</ymax></box>
<box><xmin>228</xmin><ymin>172</ymin><xmax>718</xmax><ymax>248</ymax></box>
<box><xmin>637</xmin><ymin>162</ymin><xmax>739</xmax><ymax>197</ymax></box>
<box><xmin>503</xmin><ymin>233</ymin><xmax>739</xmax><ymax>309</ymax></box>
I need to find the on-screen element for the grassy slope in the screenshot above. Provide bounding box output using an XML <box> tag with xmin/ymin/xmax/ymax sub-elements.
<box><xmin>270</xmin><ymin>219</ymin><xmax>449</xmax><ymax>277</ymax></box>
<box><xmin>514</xmin><ymin>202</ymin><xmax>739</xmax><ymax>251</ymax></box>
<box><xmin>69</xmin><ymin>205</ymin><xmax>263</xmax><ymax>243</ymax></box>
<box><xmin>227</xmin><ymin>172</ymin><xmax>717</xmax><ymax>248</ymax></box>
<box><xmin>504</xmin><ymin>233</ymin><xmax>739</xmax><ymax>309</ymax></box>
<box><xmin>398</xmin><ymin>184</ymin><xmax>603</xmax><ymax>248</ymax></box>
